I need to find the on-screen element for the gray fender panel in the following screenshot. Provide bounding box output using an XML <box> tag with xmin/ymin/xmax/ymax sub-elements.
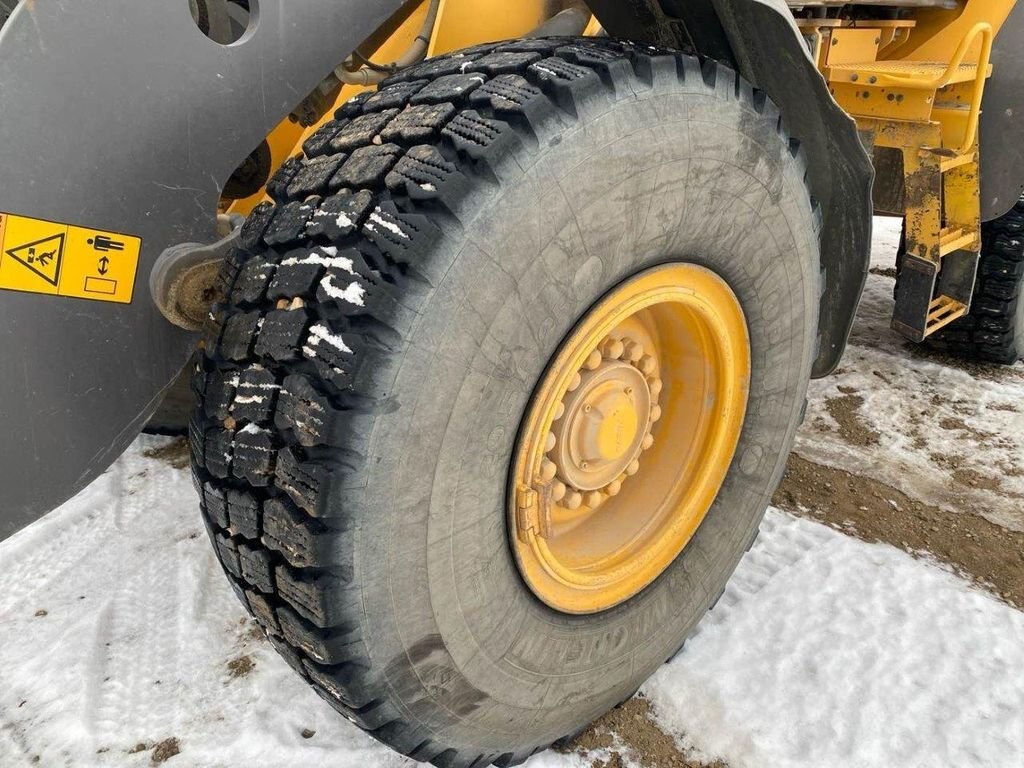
<box><xmin>0</xmin><ymin>0</ymin><xmax>405</xmax><ymax>540</ymax></box>
<box><xmin>713</xmin><ymin>0</ymin><xmax>874</xmax><ymax>378</ymax></box>
<box><xmin>589</xmin><ymin>0</ymin><xmax>874</xmax><ymax>380</ymax></box>
<box><xmin>980</xmin><ymin>0</ymin><xmax>1024</xmax><ymax>221</ymax></box>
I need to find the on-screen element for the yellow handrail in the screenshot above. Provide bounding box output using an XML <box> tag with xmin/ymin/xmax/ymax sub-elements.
<box><xmin>955</xmin><ymin>23</ymin><xmax>993</xmax><ymax>153</ymax></box>
<box><xmin>874</xmin><ymin>22</ymin><xmax>993</xmax><ymax>90</ymax></box>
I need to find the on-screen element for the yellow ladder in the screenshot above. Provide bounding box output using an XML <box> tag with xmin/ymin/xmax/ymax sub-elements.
<box><xmin>821</xmin><ymin>22</ymin><xmax>994</xmax><ymax>340</ymax></box>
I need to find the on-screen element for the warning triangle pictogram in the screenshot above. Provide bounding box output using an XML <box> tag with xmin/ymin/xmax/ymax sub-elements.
<box><xmin>5</xmin><ymin>233</ymin><xmax>65</xmax><ymax>286</ymax></box>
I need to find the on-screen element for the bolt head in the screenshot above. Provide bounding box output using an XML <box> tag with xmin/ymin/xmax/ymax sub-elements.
<box><xmin>583</xmin><ymin>350</ymin><xmax>603</xmax><ymax>371</ymax></box>
<box><xmin>551</xmin><ymin>481</ymin><xmax>567</xmax><ymax>502</ymax></box>
<box><xmin>603</xmin><ymin>338</ymin><xmax>625</xmax><ymax>360</ymax></box>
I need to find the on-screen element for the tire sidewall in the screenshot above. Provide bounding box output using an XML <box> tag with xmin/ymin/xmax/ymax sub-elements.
<box><xmin>354</xmin><ymin>74</ymin><xmax>819</xmax><ymax>749</ymax></box>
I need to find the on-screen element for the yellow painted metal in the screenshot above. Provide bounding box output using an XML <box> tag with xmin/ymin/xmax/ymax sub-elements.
<box><xmin>812</xmin><ymin>8</ymin><xmax>1004</xmax><ymax>339</ymax></box>
<box><xmin>510</xmin><ymin>264</ymin><xmax>750</xmax><ymax>614</ymax></box>
<box><xmin>583</xmin><ymin>13</ymin><xmax>604</xmax><ymax>37</ymax></box>
<box><xmin>829</xmin><ymin>83</ymin><xmax>934</xmax><ymax>122</ymax></box>
<box><xmin>888</xmin><ymin>0</ymin><xmax>1016</xmax><ymax>63</ymax></box>
<box><xmin>227</xmin><ymin>0</ymin><xmax>549</xmax><ymax>217</ymax></box>
<box><xmin>428</xmin><ymin>0</ymin><xmax>547</xmax><ymax>57</ymax></box>
<box><xmin>927</xmin><ymin>295</ymin><xmax>968</xmax><ymax>331</ymax></box>
<box><xmin>824</xmin><ymin>28</ymin><xmax>882</xmax><ymax>66</ymax></box>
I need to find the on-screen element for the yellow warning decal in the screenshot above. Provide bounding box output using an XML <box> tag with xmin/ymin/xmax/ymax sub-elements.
<box><xmin>0</xmin><ymin>211</ymin><xmax>141</xmax><ymax>304</ymax></box>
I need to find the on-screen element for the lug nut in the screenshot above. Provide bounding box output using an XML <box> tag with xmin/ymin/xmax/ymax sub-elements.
<box><xmin>551</xmin><ymin>481</ymin><xmax>567</xmax><ymax>502</ymax></box>
<box><xmin>564</xmin><ymin>491</ymin><xmax>583</xmax><ymax>510</ymax></box>
<box><xmin>545</xmin><ymin>432</ymin><xmax>556</xmax><ymax>452</ymax></box>
<box><xmin>624</xmin><ymin>340</ymin><xmax>644</xmax><ymax>362</ymax></box>
<box><xmin>650</xmin><ymin>405</ymin><xmax>662</xmax><ymax>423</ymax></box>
<box><xmin>639</xmin><ymin>355</ymin><xmax>656</xmax><ymax>375</ymax></box>
<box><xmin>540</xmin><ymin>459</ymin><xmax>557</xmax><ymax>481</ymax></box>
<box><xmin>553</xmin><ymin>402</ymin><xmax>565</xmax><ymax>421</ymax></box>
<box><xmin>626</xmin><ymin>460</ymin><xmax>640</xmax><ymax>476</ymax></box>
<box><xmin>642</xmin><ymin>434</ymin><xmax>654</xmax><ymax>451</ymax></box>
<box><xmin>584</xmin><ymin>491</ymin><xmax>603</xmax><ymax>508</ymax></box>
<box><xmin>583</xmin><ymin>350</ymin><xmax>603</xmax><ymax>371</ymax></box>
<box><xmin>567</xmin><ymin>372</ymin><xmax>582</xmax><ymax>392</ymax></box>
<box><xmin>605</xmin><ymin>479</ymin><xmax>622</xmax><ymax>496</ymax></box>
<box><xmin>602</xmin><ymin>338</ymin><xmax>625</xmax><ymax>359</ymax></box>
<box><xmin>649</xmin><ymin>378</ymin><xmax>663</xmax><ymax>397</ymax></box>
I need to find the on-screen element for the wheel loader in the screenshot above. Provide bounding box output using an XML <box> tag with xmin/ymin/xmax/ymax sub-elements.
<box><xmin>1</xmin><ymin>0</ymin><xmax>1021</xmax><ymax>764</ymax></box>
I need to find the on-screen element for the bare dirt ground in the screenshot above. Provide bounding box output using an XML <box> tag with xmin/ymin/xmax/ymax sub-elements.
<box><xmin>773</xmin><ymin>454</ymin><xmax>1024</xmax><ymax>611</ymax></box>
<box><xmin>559</xmin><ymin>698</ymin><xmax>727</xmax><ymax>768</ymax></box>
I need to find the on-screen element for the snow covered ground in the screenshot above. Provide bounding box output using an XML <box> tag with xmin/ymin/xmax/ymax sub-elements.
<box><xmin>798</xmin><ymin>220</ymin><xmax>1024</xmax><ymax>534</ymax></box>
<box><xmin>1</xmin><ymin>219</ymin><xmax>1022</xmax><ymax>767</ymax></box>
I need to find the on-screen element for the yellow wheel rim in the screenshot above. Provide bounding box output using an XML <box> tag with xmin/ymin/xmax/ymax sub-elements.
<box><xmin>510</xmin><ymin>264</ymin><xmax>751</xmax><ymax>614</ymax></box>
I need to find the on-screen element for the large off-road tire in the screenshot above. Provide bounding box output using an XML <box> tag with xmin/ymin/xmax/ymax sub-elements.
<box><xmin>191</xmin><ymin>38</ymin><xmax>820</xmax><ymax>766</ymax></box>
<box><xmin>929</xmin><ymin>196</ymin><xmax>1024</xmax><ymax>363</ymax></box>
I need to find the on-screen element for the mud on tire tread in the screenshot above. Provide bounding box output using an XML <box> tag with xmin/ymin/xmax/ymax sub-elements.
<box><xmin>192</xmin><ymin>37</ymin><xmax>818</xmax><ymax>767</ymax></box>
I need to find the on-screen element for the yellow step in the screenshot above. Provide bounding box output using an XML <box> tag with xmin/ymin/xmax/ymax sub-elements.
<box><xmin>939</xmin><ymin>226</ymin><xmax>978</xmax><ymax>257</ymax></box>
<box><xmin>924</xmin><ymin>295</ymin><xmax>968</xmax><ymax>336</ymax></box>
<box><xmin>828</xmin><ymin>60</ymin><xmax>984</xmax><ymax>88</ymax></box>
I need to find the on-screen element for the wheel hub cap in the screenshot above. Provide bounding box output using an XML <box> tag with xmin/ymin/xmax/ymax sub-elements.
<box><xmin>550</xmin><ymin>351</ymin><xmax>655</xmax><ymax>497</ymax></box>
<box><xmin>509</xmin><ymin>263</ymin><xmax>751</xmax><ymax>614</ymax></box>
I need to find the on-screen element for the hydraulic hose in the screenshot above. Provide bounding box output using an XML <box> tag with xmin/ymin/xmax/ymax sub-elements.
<box><xmin>336</xmin><ymin>0</ymin><xmax>441</xmax><ymax>86</ymax></box>
<box><xmin>525</xmin><ymin>4</ymin><xmax>592</xmax><ymax>38</ymax></box>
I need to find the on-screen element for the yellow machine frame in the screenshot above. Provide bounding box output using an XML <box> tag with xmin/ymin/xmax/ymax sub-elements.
<box><xmin>800</xmin><ymin>0</ymin><xmax>1015</xmax><ymax>339</ymax></box>
<box><xmin>227</xmin><ymin>0</ymin><xmax>1016</xmax><ymax>342</ymax></box>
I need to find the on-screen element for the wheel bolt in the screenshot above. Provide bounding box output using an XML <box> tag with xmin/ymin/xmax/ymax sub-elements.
<box><xmin>545</xmin><ymin>432</ymin><xmax>556</xmax><ymax>452</ymax></box>
<box><xmin>624</xmin><ymin>340</ymin><xmax>643</xmax><ymax>362</ymax></box>
<box><xmin>540</xmin><ymin>459</ymin><xmax>557</xmax><ymax>481</ymax></box>
<box><xmin>551</xmin><ymin>481</ymin><xmax>567</xmax><ymax>502</ymax></box>
<box><xmin>564</xmin><ymin>491</ymin><xmax>583</xmax><ymax>510</ymax></box>
<box><xmin>649</xmin><ymin>378</ymin><xmax>663</xmax><ymax>397</ymax></box>
<box><xmin>639</xmin><ymin>355</ymin><xmax>656</xmax><ymax>375</ymax></box>
<box><xmin>606</xmin><ymin>479</ymin><xmax>622</xmax><ymax>496</ymax></box>
<box><xmin>642</xmin><ymin>434</ymin><xmax>654</xmax><ymax>451</ymax></box>
<box><xmin>567</xmin><ymin>372</ymin><xmax>582</xmax><ymax>392</ymax></box>
<box><xmin>603</xmin><ymin>338</ymin><xmax>624</xmax><ymax>359</ymax></box>
<box><xmin>554</xmin><ymin>402</ymin><xmax>565</xmax><ymax>420</ymax></box>
<box><xmin>583</xmin><ymin>350</ymin><xmax>603</xmax><ymax>371</ymax></box>
<box><xmin>584</xmin><ymin>491</ymin><xmax>603</xmax><ymax>508</ymax></box>
<box><xmin>626</xmin><ymin>460</ymin><xmax>640</xmax><ymax>476</ymax></box>
<box><xmin>650</xmin><ymin>405</ymin><xmax>662</xmax><ymax>423</ymax></box>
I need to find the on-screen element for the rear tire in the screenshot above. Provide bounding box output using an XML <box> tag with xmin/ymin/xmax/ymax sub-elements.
<box><xmin>191</xmin><ymin>38</ymin><xmax>820</xmax><ymax>766</ymax></box>
<box><xmin>925</xmin><ymin>196</ymin><xmax>1024</xmax><ymax>363</ymax></box>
